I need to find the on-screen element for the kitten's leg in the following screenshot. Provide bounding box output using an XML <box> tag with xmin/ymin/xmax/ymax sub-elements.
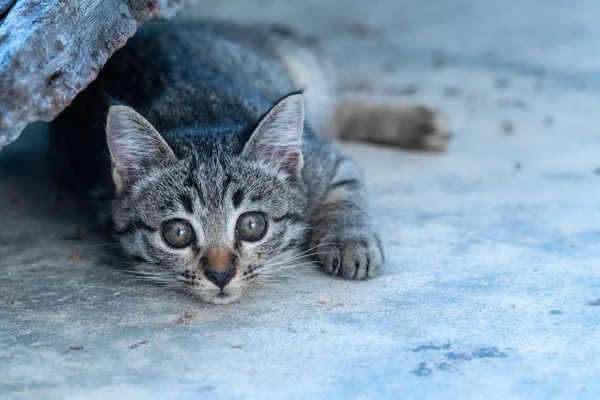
<box><xmin>335</xmin><ymin>97</ymin><xmax>452</xmax><ymax>151</ymax></box>
<box><xmin>308</xmin><ymin>155</ymin><xmax>384</xmax><ymax>279</ymax></box>
<box><xmin>268</xmin><ymin>28</ymin><xmax>452</xmax><ymax>151</ymax></box>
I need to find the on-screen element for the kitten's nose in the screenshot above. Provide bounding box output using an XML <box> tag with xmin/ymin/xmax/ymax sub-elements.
<box><xmin>204</xmin><ymin>268</ymin><xmax>235</xmax><ymax>289</ymax></box>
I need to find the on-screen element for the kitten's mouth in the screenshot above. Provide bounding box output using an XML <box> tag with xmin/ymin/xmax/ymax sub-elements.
<box><xmin>203</xmin><ymin>289</ymin><xmax>241</xmax><ymax>305</ymax></box>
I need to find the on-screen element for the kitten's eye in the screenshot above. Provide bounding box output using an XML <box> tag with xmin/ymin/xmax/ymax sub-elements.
<box><xmin>161</xmin><ymin>219</ymin><xmax>195</xmax><ymax>248</ymax></box>
<box><xmin>236</xmin><ymin>212</ymin><xmax>268</xmax><ymax>242</ymax></box>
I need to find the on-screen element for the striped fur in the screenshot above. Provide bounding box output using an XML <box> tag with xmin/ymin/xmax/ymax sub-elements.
<box><xmin>50</xmin><ymin>19</ymin><xmax>437</xmax><ymax>304</ymax></box>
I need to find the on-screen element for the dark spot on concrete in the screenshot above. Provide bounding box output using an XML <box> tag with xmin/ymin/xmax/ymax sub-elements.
<box><xmin>389</xmin><ymin>84</ymin><xmax>418</xmax><ymax>96</ymax></box>
<box><xmin>499</xmin><ymin>98</ymin><xmax>527</xmax><ymax>110</ymax></box>
<box><xmin>343</xmin><ymin>82</ymin><xmax>371</xmax><ymax>92</ymax></box>
<box><xmin>412</xmin><ymin>342</ymin><xmax>452</xmax><ymax>352</ymax></box>
<box><xmin>54</xmin><ymin>40</ymin><xmax>64</xmax><ymax>51</ymax></box>
<box><xmin>445</xmin><ymin>351</ymin><xmax>473</xmax><ymax>361</ymax></box>
<box><xmin>444</xmin><ymin>86</ymin><xmax>460</xmax><ymax>97</ymax></box>
<box><xmin>593</xmin><ymin>168</ymin><xmax>600</xmax><ymax>176</ymax></box>
<box><xmin>128</xmin><ymin>340</ymin><xmax>149</xmax><ymax>349</ymax></box>
<box><xmin>46</xmin><ymin>70</ymin><xmax>63</xmax><ymax>86</ymax></box>
<box><xmin>9</xmin><ymin>197</ymin><xmax>19</xmax><ymax>204</ymax></box>
<box><xmin>381</xmin><ymin>62</ymin><xmax>397</xmax><ymax>73</ymax></box>
<box><xmin>412</xmin><ymin>362</ymin><xmax>433</xmax><ymax>377</ymax></box>
<box><xmin>549</xmin><ymin>309</ymin><xmax>564</xmax><ymax>315</ymax></box>
<box><xmin>543</xmin><ymin>116</ymin><xmax>555</xmax><ymax>126</ymax></box>
<box><xmin>432</xmin><ymin>53</ymin><xmax>448</xmax><ymax>70</ymax></box>
<box><xmin>514</xmin><ymin>162</ymin><xmax>523</xmax><ymax>171</ymax></box>
<box><xmin>347</xmin><ymin>22</ymin><xmax>379</xmax><ymax>38</ymax></box>
<box><xmin>173</xmin><ymin>311</ymin><xmax>197</xmax><ymax>325</ymax></box>
<box><xmin>588</xmin><ymin>298</ymin><xmax>600</xmax><ymax>306</ymax></box>
<box><xmin>436</xmin><ymin>362</ymin><xmax>458</xmax><ymax>372</ymax></box>
<box><xmin>502</xmin><ymin>120</ymin><xmax>514</xmax><ymax>135</ymax></box>
<box><xmin>532</xmin><ymin>67</ymin><xmax>546</xmax><ymax>77</ymax></box>
<box><xmin>495</xmin><ymin>77</ymin><xmax>511</xmax><ymax>89</ymax></box>
<box><xmin>64</xmin><ymin>345</ymin><xmax>83</xmax><ymax>354</ymax></box>
<box><xmin>472</xmin><ymin>347</ymin><xmax>506</xmax><ymax>358</ymax></box>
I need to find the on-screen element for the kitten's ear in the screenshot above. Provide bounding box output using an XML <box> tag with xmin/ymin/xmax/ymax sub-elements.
<box><xmin>106</xmin><ymin>105</ymin><xmax>176</xmax><ymax>192</ymax></box>
<box><xmin>242</xmin><ymin>93</ymin><xmax>305</xmax><ymax>177</ymax></box>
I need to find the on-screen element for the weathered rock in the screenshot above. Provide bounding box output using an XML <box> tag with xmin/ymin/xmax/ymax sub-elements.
<box><xmin>0</xmin><ymin>0</ymin><xmax>15</xmax><ymax>16</ymax></box>
<box><xmin>0</xmin><ymin>0</ymin><xmax>197</xmax><ymax>148</ymax></box>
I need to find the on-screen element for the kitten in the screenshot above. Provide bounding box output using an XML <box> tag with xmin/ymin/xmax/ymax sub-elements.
<box><xmin>52</xmin><ymin>20</ymin><xmax>450</xmax><ymax>304</ymax></box>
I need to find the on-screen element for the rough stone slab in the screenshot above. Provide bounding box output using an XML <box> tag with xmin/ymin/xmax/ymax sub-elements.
<box><xmin>0</xmin><ymin>0</ymin><xmax>15</xmax><ymax>16</ymax></box>
<box><xmin>0</xmin><ymin>0</ymin><xmax>196</xmax><ymax>148</ymax></box>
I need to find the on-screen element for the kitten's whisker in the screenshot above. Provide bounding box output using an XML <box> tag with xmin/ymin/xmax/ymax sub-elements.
<box><xmin>292</xmin><ymin>242</ymin><xmax>340</xmax><ymax>257</ymax></box>
<box><xmin>260</xmin><ymin>252</ymin><xmax>332</xmax><ymax>268</ymax></box>
<box><xmin>260</xmin><ymin>261</ymin><xmax>316</xmax><ymax>272</ymax></box>
<box><xmin>119</xmin><ymin>267</ymin><xmax>180</xmax><ymax>286</ymax></box>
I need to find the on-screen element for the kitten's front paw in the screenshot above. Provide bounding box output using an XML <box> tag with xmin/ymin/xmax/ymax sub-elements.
<box><xmin>314</xmin><ymin>231</ymin><xmax>384</xmax><ymax>279</ymax></box>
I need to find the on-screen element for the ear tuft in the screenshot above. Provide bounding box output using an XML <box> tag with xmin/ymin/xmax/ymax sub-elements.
<box><xmin>242</xmin><ymin>93</ymin><xmax>305</xmax><ymax>177</ymax></box>
<box><xmin>106</xmin><ymin>105</ymin><xmax>175</xmax><ymax>192</ymax></box>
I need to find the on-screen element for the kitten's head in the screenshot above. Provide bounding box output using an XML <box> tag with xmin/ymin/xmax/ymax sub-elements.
<box><xmin>106</xmin><ymin>94</ymin><xmax>309</xmax><ymax>304</ymax></box>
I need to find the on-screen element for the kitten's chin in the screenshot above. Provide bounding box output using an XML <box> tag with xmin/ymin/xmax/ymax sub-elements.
<box><xmin>197</xmin><ymin>289</ymin><xmax>242</xmax><ymax>305</ymax></box>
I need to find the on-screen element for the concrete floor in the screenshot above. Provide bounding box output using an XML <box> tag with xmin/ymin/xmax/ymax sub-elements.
<box><xmin>2</xmin><ymin>0</ymin><xmax>600</xmax><ymax>398</ymax></box>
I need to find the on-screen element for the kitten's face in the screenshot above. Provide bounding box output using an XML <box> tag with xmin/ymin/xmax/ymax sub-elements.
<box><xmin>107</xmin><ymin>94</ymin><xmax>308</xmax><ymax>304</ymax></box>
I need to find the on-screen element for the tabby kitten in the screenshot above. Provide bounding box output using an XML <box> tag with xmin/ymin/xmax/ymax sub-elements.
<box><xmin>53</xmin><ymin>20</ymin><xmax>450</xmax><ymax>304</ymax></box>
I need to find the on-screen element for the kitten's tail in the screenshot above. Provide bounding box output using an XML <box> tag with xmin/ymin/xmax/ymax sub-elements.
<box><xmin>270</xmin><ymin>28</ymin><xmax>452</xmax><ymax>151</ymax></box>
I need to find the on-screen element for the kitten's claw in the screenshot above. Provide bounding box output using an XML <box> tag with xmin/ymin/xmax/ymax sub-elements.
<box><xmin>314</xmin><ymin>232</ymin><xmax>384</xmax><ymax>279</ymax></box>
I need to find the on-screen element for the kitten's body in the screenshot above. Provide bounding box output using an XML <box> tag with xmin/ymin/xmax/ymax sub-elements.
<box><xmin>53</xmin><ymin>20</ymin><xmax>449</xmax><ymax>304</ymax></box>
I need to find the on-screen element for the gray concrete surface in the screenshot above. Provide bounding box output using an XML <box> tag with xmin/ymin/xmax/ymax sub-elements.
<box><xmin>2</xmin><ymin>0</ymin><xmax>600</xmax><ymax>398</ymax></box>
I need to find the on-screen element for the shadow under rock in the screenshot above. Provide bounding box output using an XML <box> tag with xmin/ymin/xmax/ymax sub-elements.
<box><xmin>0</xmin><ymin>122</ymin><xmax>122</xmax><ymax>269</ymax></box>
